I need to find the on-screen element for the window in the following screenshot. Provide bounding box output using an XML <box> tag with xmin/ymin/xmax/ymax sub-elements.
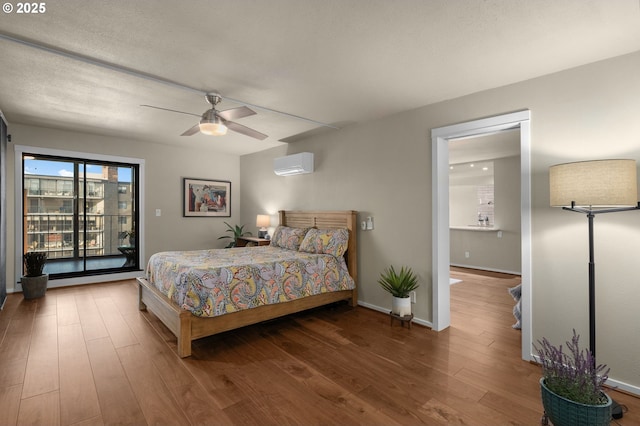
<box><xmin>22</xmin><ymin>153</ymin><xmax>140</xmax><ymax>278</ymax></box>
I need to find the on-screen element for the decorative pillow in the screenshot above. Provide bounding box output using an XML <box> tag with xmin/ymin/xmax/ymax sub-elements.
<box><xmin>270</xmin><ymin>226</ymin><xmax>308</xmax><ymax>251</ymax></box>
<box><xmin>299</xmin><ymin>228</ymin><xmax>349</xmax><ymax>258</ymax></box>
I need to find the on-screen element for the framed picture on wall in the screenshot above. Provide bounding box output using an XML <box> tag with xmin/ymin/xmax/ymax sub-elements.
<box><xmin>183</xmin><ymin>178</ymin><xmax>231</xmax><ymax>217</ymax></box>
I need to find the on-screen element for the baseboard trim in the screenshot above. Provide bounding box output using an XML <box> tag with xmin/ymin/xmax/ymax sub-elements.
<box><xmin>605</xmin><ymin>377</ymin><xmax>640</xmax><ymax>398</ymax></box>
<box><xmin>450</xmin><ymin>263</ymin><xmax>521</xmax><ymax>276</ymax></box>
<box><xmin>14</xmin><ymin>271</ymin><xmax>143</xmax><ymax>292</ymax></box>
<box><xmin>530</xmin><ymin>354</ymin><xmax>639</xmax><ymax>397</ymax></box>
<box><xmin>357</xmin><ymin>300</ymin><xmax>433</xmax><ymax>328</ymax></box>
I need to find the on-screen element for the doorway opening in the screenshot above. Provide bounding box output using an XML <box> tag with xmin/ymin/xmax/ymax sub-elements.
<box><xmin>431</xmin><ymin>110</ymin><xmax>532</xmax><ymax>361</ymax></box>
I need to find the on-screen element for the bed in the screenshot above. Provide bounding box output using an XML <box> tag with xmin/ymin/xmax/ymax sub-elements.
<box><xmin>137</xmin><ymin>210</ymin><xmax>358</xmax><ymax>357</ymax></box>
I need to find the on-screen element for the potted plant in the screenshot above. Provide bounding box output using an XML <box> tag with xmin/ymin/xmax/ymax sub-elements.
<box><xmin>21</xmin><ymin>251</ymin><xmax>48</xmax><ymax>299</ymax></box>
<box><xmin>218</xmin><ymin>222</ymin><xmax>252</xmax><ymax>248</ymax></box>
<box><xmin>378</xmin><ymin>265</ymin><xmax>419</xmax><ymax>317</ymax></box>
<box><xmin>119</xmin><ymin>228</ymin><xmax>135</xmax><ymax>246</ymax></box>
<box><xmin>536</xmin><ymin>329</ymin><xmax>612</xmax><ymax>426</ymax></box>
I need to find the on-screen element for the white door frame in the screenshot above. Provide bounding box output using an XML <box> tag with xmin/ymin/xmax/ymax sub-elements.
<box><xmin>431</xmin><ymin>110</ymin><xmax>532</xmax><ymax>361</ymax></box>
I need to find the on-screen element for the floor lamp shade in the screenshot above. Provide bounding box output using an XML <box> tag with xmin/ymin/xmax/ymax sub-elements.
<box><xmin>549</xmin><ymin>159</ymin><xmax>638</xmax><ymax>207</ymax></box>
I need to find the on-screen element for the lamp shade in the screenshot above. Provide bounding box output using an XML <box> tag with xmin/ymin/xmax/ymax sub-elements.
<box><xmin>256</xmin><ymin>214</ymin><xmax>270</xmax><ymax>228</ymax></box>
<box><xmin>550</xmin><ymin>159</ymin><xmax>638</xmax><ymax>207</ymax></box>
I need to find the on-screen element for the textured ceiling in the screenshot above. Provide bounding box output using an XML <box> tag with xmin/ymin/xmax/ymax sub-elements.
<box><xmin>1</xmin><ymin>0</ymin><xmax>640</xmax><ymax>155</ymax></box>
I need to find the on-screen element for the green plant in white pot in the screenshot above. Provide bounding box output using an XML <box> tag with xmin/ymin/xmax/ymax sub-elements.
<box><xmin>536</xmin><ymin>330</ymin><xmax>612</xmax><ymax>426</ymax></box>
<box><xmin>378</xmin><ymin>265</ymin><xmax>419</xmax><ymax>317</ymax></box>
<box><xmin>21</xmin><ymin>252</ymin><xmax>48</xmax><ymax>299</ymax></box>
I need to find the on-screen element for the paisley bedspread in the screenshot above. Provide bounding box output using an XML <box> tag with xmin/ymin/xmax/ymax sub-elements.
<box><xmin>146</xmin><ymin>246</ymin><xmax>355</xmax><ymax>317</ymax></box>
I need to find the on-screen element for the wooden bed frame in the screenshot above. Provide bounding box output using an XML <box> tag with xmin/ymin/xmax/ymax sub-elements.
<box><xmin>137</xmin><ymin>210</ymin><xmax>358</xmax><ymax>357</ymax></box>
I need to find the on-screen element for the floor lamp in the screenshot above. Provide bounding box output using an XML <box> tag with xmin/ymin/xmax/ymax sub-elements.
<box><xmin>550</xmin><ymin>159</ymin><xmax>640</xmax><ymax>420</ymax></box>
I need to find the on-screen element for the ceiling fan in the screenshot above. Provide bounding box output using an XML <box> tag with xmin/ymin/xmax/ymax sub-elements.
<box><xmin>142</xmin><ymin>93</ymin><xmax>268</xmax><ymax>140</ymax></box>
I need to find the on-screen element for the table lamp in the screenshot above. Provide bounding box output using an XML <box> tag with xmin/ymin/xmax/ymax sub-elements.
<box><xmin>256</xmin><ymin>214</ymin><xmax>270</xmax><ymax>238</ymax></box>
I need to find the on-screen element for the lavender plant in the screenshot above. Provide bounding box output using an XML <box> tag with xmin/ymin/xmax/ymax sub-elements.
<box><xmin>535</xmin><ymin>329</ymin><xmax>610</xmax><ymax>405</ymax></box>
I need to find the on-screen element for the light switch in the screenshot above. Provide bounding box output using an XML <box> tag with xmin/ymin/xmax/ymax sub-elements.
<box><xmin>366</xmin><ymin>216</ymin><xmax>374</xmax><ymax>230</ymax></box>
<box><xmin>155</xmin><ymin>209</ymin><xmax>161</xmax><ymax>217</ymax></box>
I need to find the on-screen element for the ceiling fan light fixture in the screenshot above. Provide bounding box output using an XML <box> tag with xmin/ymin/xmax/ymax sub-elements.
<box><xmin>147</xmin><ymin>94</ymin><xmax>267</xmax><ymax>139</ymax></box>
<box><xmin>199</xmin><ymin>121</ymin><xmax>227</xmax><ymax>136</ymax></box>
<box><xmin>199</xmin><ymin>112</ymin><xmax>227</xmax><ymax>136</ymax></box>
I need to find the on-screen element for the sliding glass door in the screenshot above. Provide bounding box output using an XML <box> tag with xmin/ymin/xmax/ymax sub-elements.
<box><xmin>23</xmin><ymin>154</ymin><xmax>138</xmax><ymax>278</ymax></box>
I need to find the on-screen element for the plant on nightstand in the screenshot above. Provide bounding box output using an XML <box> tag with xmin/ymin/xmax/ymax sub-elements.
<box><xmin>378</xmin><ymin>265</ymin><xmax>419</xmax><ymax>317</ymax></box>
<box><xmin>21</xmin><ymin>251</ymin><xmax>48</xmax><ymax>299</ymax></box>
<box><xmin>218</xmin><ymin>222</ymin><xmax>252</xmax><ymax>248</ymax></box>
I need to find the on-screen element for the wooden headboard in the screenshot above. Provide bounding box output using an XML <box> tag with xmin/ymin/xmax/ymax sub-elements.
<box><xmin>279</xmin><ymin>210</ymin><xmax>358</xmax><ymax>287</ymax></box>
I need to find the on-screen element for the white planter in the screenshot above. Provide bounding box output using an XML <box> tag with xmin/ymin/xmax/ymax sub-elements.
<box><xmin>392</xmin><ymin>296</ymin><xmax>412</xmax><ymax>317</ymax></box>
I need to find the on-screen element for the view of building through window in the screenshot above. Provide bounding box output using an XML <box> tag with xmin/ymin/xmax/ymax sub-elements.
<box><xmin>23</xmin><ymin>155</ymin><xmax>138</xmax><ymax>277</ymax></box>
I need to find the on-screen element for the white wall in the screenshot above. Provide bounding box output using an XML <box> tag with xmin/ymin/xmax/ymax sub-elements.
<box><xmin>5</xmin><ymin>124</ymin><xmax>241</xmax><ymax>292</ymax></box>
<box><xmin>449</xmin><ymin>185</ymin><xmax>495</xmax><ymax>227</ymax></box>
<box><xmin>450</xmin><ymin>185</ymin><xmax>487</xmax><ymax>227</ymax></box>
<box><xmin>240</xmin><ymin>50</ymin><xmax>640</xmax><ymax>392</ymax></box>
<box><xmin>450</xmin><ymin>156</ymin><xmax>521</xmax><ymax>273</ymax></box>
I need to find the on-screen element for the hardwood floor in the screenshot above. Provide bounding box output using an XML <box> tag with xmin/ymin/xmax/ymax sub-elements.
<box><xmin>0</xmin><ymin>274</ymin><xmax>638</xmax><ymax>425</ymax></box>
<box><xmin>449</xmin><ymin>266</ymin><xmax>640</xmax><ymax>425</ymax></box>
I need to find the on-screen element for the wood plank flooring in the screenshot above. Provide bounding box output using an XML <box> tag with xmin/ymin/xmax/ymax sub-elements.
<box><xmin>0</xmin><ymin>272</ymin><xmax>638</xmax><ymax>425</ymax></box>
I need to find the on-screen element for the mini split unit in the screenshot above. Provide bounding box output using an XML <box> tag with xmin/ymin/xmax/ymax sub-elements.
<box><xmin>273</xmin><ymin>152</ymin><xmax>314</xmax><ymax>176</ymax></box>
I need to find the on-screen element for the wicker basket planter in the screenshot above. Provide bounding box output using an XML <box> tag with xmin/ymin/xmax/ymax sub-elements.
<box><xmin>540</xmin><ymin>378</ymin><xmax>612</xmax><ymax>426</ymax></box>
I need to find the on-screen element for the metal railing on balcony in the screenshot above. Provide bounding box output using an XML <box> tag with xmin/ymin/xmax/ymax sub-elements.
<box><xmin>25</xmin><ymin>213</ymin><xmax>135</xmax><ymax>260</ymax></box>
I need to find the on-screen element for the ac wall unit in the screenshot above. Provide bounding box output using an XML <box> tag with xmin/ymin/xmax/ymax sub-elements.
<box><xmin>273</xmin><ymin>152</ymin><xmax>314</xmax><ymax>176</ymax></box>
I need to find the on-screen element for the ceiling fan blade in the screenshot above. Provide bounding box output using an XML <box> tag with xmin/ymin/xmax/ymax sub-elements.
<box><xmin>225</xmin><ymin>121</ymin><xmax>268</xmax><ymax>140</ymax></box>
<box><xmin>181</xmin><ymin>124</ymin><xmax>201</xmax><ymax>136</ymax></box>
<box><xmin>141</xmin><ymin>104</ymin><xmax>201</xmax><ymax>117</ymax></box>
<box><xmin>217</xmin><ymin>106</ymin><xmax>256</xmax><ymax>121</ymax></box>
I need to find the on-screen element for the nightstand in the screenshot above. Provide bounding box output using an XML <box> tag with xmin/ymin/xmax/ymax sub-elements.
<box><xmin>236</xmin><ymin>236</ymin><xmax>270</xmax><ymax>247</ymax></box>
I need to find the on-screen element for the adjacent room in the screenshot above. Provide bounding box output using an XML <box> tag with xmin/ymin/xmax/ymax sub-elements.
<box><xmin>1</xmin><ymin>1</ymin><xmax>640</xmax><ymax>424</ymax></box>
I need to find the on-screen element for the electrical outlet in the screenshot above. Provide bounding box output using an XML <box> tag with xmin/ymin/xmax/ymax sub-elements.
<box><xmin>410</xmin><ymin>291</ymin><xmax>417</xmax><ymax>304</ymax></box>
<box><xmin>465</xmin><ymin>251</ymin><xmax>470</xmax><ymax>258</ymax></box>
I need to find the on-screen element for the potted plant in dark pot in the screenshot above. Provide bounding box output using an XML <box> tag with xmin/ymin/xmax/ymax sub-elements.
<box><xmin>218</xmin><ymin>222</ymin><xmax>252</xmax><ymax>248</ymax></box>
<box><xmin>119</xmin><ymin>229</ymin><xmax>135</xmax><ymax>246</ymax></box>
<box><xmin>536</xmin><ymin>329</ymin><xmax>612</xmax><ymax>426</ymax></box>
<box><xmin>21</xmin><ymin>251</ymin><xmax>48</xmax><ymax>299</ymax></box>
<box><xmin>378</xmin><ymin>265</ymin><xmax>419</xmax><ymax>317</ymax></box>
